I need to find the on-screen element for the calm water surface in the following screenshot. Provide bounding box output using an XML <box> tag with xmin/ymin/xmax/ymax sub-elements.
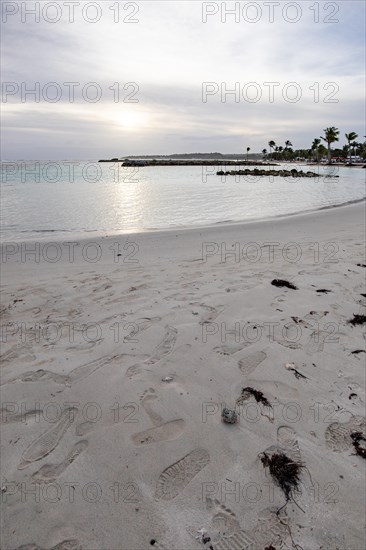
<box><xmin>1</xmin><ymin>161</ymin><xmax>365</xmax><ymax>240</ymax></box>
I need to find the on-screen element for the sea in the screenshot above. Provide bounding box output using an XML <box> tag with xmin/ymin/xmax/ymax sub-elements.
<box><xmin>1</xmin><ymin>161</ymin><xmax>365</xmax><ymax>241</ymax></box>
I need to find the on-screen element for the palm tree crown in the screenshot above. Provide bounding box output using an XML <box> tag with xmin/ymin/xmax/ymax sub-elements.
<box><xmin>311</xmin><ymin>138</ymin><xmax>321</xmax><ymax>162</ymax></box>
<box><xmin>268</xmin><ymin>141</ymin><xmax>276</xmax><ymax>157</ymax></box>
<box><xmin>345</xmin><ymin>132</ymin><xmax>358</xmax><ymax>163</ymax></box>
<box><xmin>320</xmin><ymin>127</ymin><xmax>339</xmax><ymax>163</ymax></box>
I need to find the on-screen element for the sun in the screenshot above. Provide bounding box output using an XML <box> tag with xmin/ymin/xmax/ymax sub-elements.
<box><xmin>114</xmin><ymin>109</ymin><xmax>148</xmax><ymax>131</ymax></box>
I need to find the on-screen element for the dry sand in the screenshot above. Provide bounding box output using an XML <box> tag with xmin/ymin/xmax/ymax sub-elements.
<box><xmin>1</xmin><ymin>202</ymin><xmax>365</xmax><ymax>550</ymax></box>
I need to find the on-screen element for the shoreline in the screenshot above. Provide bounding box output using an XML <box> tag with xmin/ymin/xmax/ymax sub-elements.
<box><xmin>2</xmin><ymin>197</ymin><xmax>365</xmax><ymax>245</ymax></box>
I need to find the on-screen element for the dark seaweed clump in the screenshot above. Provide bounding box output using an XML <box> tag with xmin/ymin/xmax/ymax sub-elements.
<box><xmin>241</xmin><ymin>387</ymin><xmax>271</xmax><ymax>407</ymax></box>
<box><xmin>316</xmin><ymin>289</ymin><xmax>331</xmax><ymax>293</ymax></box>
<box><xmin>261</xmin><ymin>452</ymin><xmax>304</xmax><ymax>504</ymax></box>
<box><xmin>351</xmin><ymin>432</ymin><xmax>366</xmax><ymax>459</ymax></box>
<box><xmin>285</xmin><ymin>364</ymin><xmax>308</xmax><ymax>380</ymax></box>
<box><xmin>348</xmin><ymin>314</ymin><xmax>366</xmax><ymax>326</ymax></box>
<box><xmin>271</xmin><ymin>279</ymin><xmax>298</xmax><ymax>290</ymax></box>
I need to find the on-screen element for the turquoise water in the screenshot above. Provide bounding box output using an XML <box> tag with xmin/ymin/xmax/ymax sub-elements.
<box><xmin>1</xmin><ymin>161</ymin><xmax>365</xmax><ymax>241</ymax></box>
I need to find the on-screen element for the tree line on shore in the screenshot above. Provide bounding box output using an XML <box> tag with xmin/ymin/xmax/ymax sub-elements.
<box><xmin>256</xmin><ymin>128</ymin><xmax>365</xmax><ymax>164</ymax></box>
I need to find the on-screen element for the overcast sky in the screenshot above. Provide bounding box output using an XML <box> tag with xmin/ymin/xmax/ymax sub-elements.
<box><xmin>2</xmin><ymin>0</ymin><xmax>365</xmax><ymax>159</ymax></box>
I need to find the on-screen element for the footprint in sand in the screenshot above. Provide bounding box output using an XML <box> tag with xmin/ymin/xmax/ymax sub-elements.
<box><xmin>272</xmin><ymin>333</ymin><xmax>302</xmax><ymax>350</ymax></box>
<box><xmin>136</xmin><ymin>316</ymin><xmax>162</xmax><ymax>333</ymax></box>
<box><xmin>304</xmin><ymin>331</ymin><xmax>326</xmax><ymax>354</ymax></box>
<box><xmin>238</xmin><ymin>351</ymin><xmax>267</xmax><ymax>377</ymax></box>
<box><xmin>277</xmin><ymin>425</ymin><xmax>302</xmax><ymax>462</ymax></box>
<box><xmin>75</xmin><ymin>401</ymin><xmax>139</xmax><ymax>436</ymax></box>
<box><xmin>188</xmin><ymin>498</ymin><xmax>254</xmax><ymax>549</ymax></box>
<box><xmin>0</xmin><ymin>344</ymin><xmax>36</xmax><ymax>367</ymax></box>
<box><xmin>16</xmin><ymin>540</ymin><xmax>81</xmax><ymax>550</ymax></box>
<box><xmin>305</xmin><ymin>325</ymin><xmax>341</xmax><ymax>355</ymax></box>
<box><xmin>140</xmin><ymin>388</ymin><xmax>164</xmax><ymax>424</ymax></box>
<box><xmin>146</xmin><ymin>325</ymin><xmax>178</xmax><ymax>365</ymax></box>
<box><xmin>131</xmin><ymin>388</ymin><xmax>185</xmax><ymax>446</ymax></box>
<box><xmin>0</xmin><ymin>406</ymin><xmax>42</xmax><ymax>426</ymax></box>
<box><xmin>155</xmin><ymin>448</ymin><xmax>210</xmax><ymax>501</ymax></box>
<box><xmin>188</xmin><ymin>500</ymin><xmax>288</xmax><ymax>550</ymax></box>
<box><xmin>132</xmin><ymin>420</ymin><xmax>185</xmax><ymax>447</ymax></box>
<box><xmin>68</xmin><ymin>354</ymin><xmax>123</xmax><ymax>383</ymax></box>
<box><xmin>214</xmin><ymin>342</ymin><xmax>252</xmax><ymax>356</ymax></box>
<box><xmin>270</xmin><ymin>294</ymin><xmax>286</xmax><ymax>309</ymax></box>
<box><xmin>18</xmin><ymin>407</ymin><xmax>78</xmax><ymax>469</ymax></box>
<box><xmin>0</xmin><ymin>369</ymin><xmax>69</xmax><ymax>387</ymax></box>
<box><xmin>206</xmin><ymin>498</ymin><xmax>242</xmax><ymax>536</ymax></box>
<box><xmin>196</xmin><ymin>303</ymin><xmax>224</xmax><ymax>325</ymax></box>
<box><xmin>325</xmin><ymin>415</ymin><xmax>366</xmax><ymax>452</ymax></box>
<box><xmin>126</xmin><ymin>325</ymin><xmax>178</xmax><ymax>379</ymax></box>
<box><xmin>262</xmin><ymin>425</ymin><xmax>302</xmax><ymax>464</ymax></box>
<box><xmin>249</xmin><ymin>508</ymin><xmax>290</xmax><ymax>549</ymax></box>
<box><xmin>210</xmin><ymin>527</ymin><xmax>254</xmax><ymax>549</ymax></box>
<box><xmin>32</xmin><ymin>440</ymin><xmax>88</xmax><ymax>483</ymax></box>
<box><xmin>2</xmin><ymin>354</ymin><xmax>125</xmax><ymax>387</ymax></box>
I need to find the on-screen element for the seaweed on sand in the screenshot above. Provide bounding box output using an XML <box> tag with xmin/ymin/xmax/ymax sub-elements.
<box><xmin>271</xmin><ymin>279</ymin><xmax>298</xmax><ymax>290</ymax></box>
<box><xmin>284</xmin><ymin>363</ymin><xmax>308</xmax><ymax>380</ymax></box>
<box><xmin>239</xmin><ymin>387</ymin><xmax>272</xmax><ymax>407</ymax></box>
<box><xmin>261</xmin><ymin>452</ymin><xmax>305</xmax><ymax>513</ymax></box>
<box><xmin>348</xmin><ymin>314</ymin><xmax>366</xmax><ymax>326</ymax></box>
<box><xmin>350</xmin><ymin>431</ymin><xmax>366</xmax><ymax>459</ymax></box>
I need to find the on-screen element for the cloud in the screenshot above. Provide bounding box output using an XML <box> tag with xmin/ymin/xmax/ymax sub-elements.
<box><xmin>1</xmin><ymin>0</ymin><xmax>365</xmax><ymax>158</ymax></box>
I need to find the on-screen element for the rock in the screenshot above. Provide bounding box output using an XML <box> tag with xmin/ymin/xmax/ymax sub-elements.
<box><xmin>221</xmin><ymin>408</ymin><xmax>238</xmax><ymax>424</ymax></box>
<box><xmin>162</xmin><ymin>376</ymin><xmax>174</xmax><ymax>383</ymax></box>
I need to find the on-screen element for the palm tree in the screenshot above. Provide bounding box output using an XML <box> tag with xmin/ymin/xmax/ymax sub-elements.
<box><xmin>246</xmin><ymin>147</ymin><xmax>250</xmax><ymax>161</ymax></box>
<box><xmin>351</xmin><ymin>141</ymin><xmax>358</xmax><ymax>161</ymax></box>
<box><xmin>320</xmin><ymin>127</ymin><xmax>339</xmax><ymax>164</ymax></box>
<box><xmin>345</xmin><ymin>132</ymin><xmax>358</xmax><ymax>163</ymax></box>
<box><xmin>284</xmin><ymin>140</ymin><xmax>292</xmax><ymax>160</ymax></box>
<box><xmin>318</xmin><ymin>144</ymin><xmax>327</xmax><ymax>161</ymax></box>
<box><xmin>311</xmin><ymin>138</ymin><xmax>321</xmax><ymax>163</ymax></box>
<box><xmin>342</xmin><ymin>145</ymin><xmax>349</xmax><ymax>157</ymax></box>
<box><xmin>268</xmin><ymin>140</ymin><xmax>276</xmax><ymax>157</ymax></box>
<box><xmin>262</xmin><ymin>148</ymin><xmax>267</xmax><ymax>158</ymax></box>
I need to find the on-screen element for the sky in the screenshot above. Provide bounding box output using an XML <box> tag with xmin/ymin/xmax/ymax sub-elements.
<box><xmin>1</xmin><ymin>0</ymin><xmax>365</xmax><ymax>159</ymax></box>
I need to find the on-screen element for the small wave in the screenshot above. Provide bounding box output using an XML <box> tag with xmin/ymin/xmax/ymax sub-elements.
<box><xmin>19</xmin><ymin>229</ymin><xmax>72</xmax><ymax>234</ymax></box>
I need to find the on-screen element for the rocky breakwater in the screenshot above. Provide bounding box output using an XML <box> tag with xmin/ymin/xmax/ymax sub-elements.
<box><xmin>217</xmin><ymin>168</ymin><xmax>338</xmax><ymax>178</ymax></box>
<box><xmin>119</xmin><ymin>159</ymin><xmax>278</xmax><ymax>167</ymax></box>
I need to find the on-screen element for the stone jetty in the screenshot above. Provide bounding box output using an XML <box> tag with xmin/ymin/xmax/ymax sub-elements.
<box><xmin>217</xmin><ymin>168</ymin><xmax>338</xmax><ymax>178</ymax></box>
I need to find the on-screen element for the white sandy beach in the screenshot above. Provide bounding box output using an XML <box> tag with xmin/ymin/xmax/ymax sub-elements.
<box><xmin>1</xmin><ymin>202</ymin><xmax>365</xmax><ymax>550</ymax></box>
